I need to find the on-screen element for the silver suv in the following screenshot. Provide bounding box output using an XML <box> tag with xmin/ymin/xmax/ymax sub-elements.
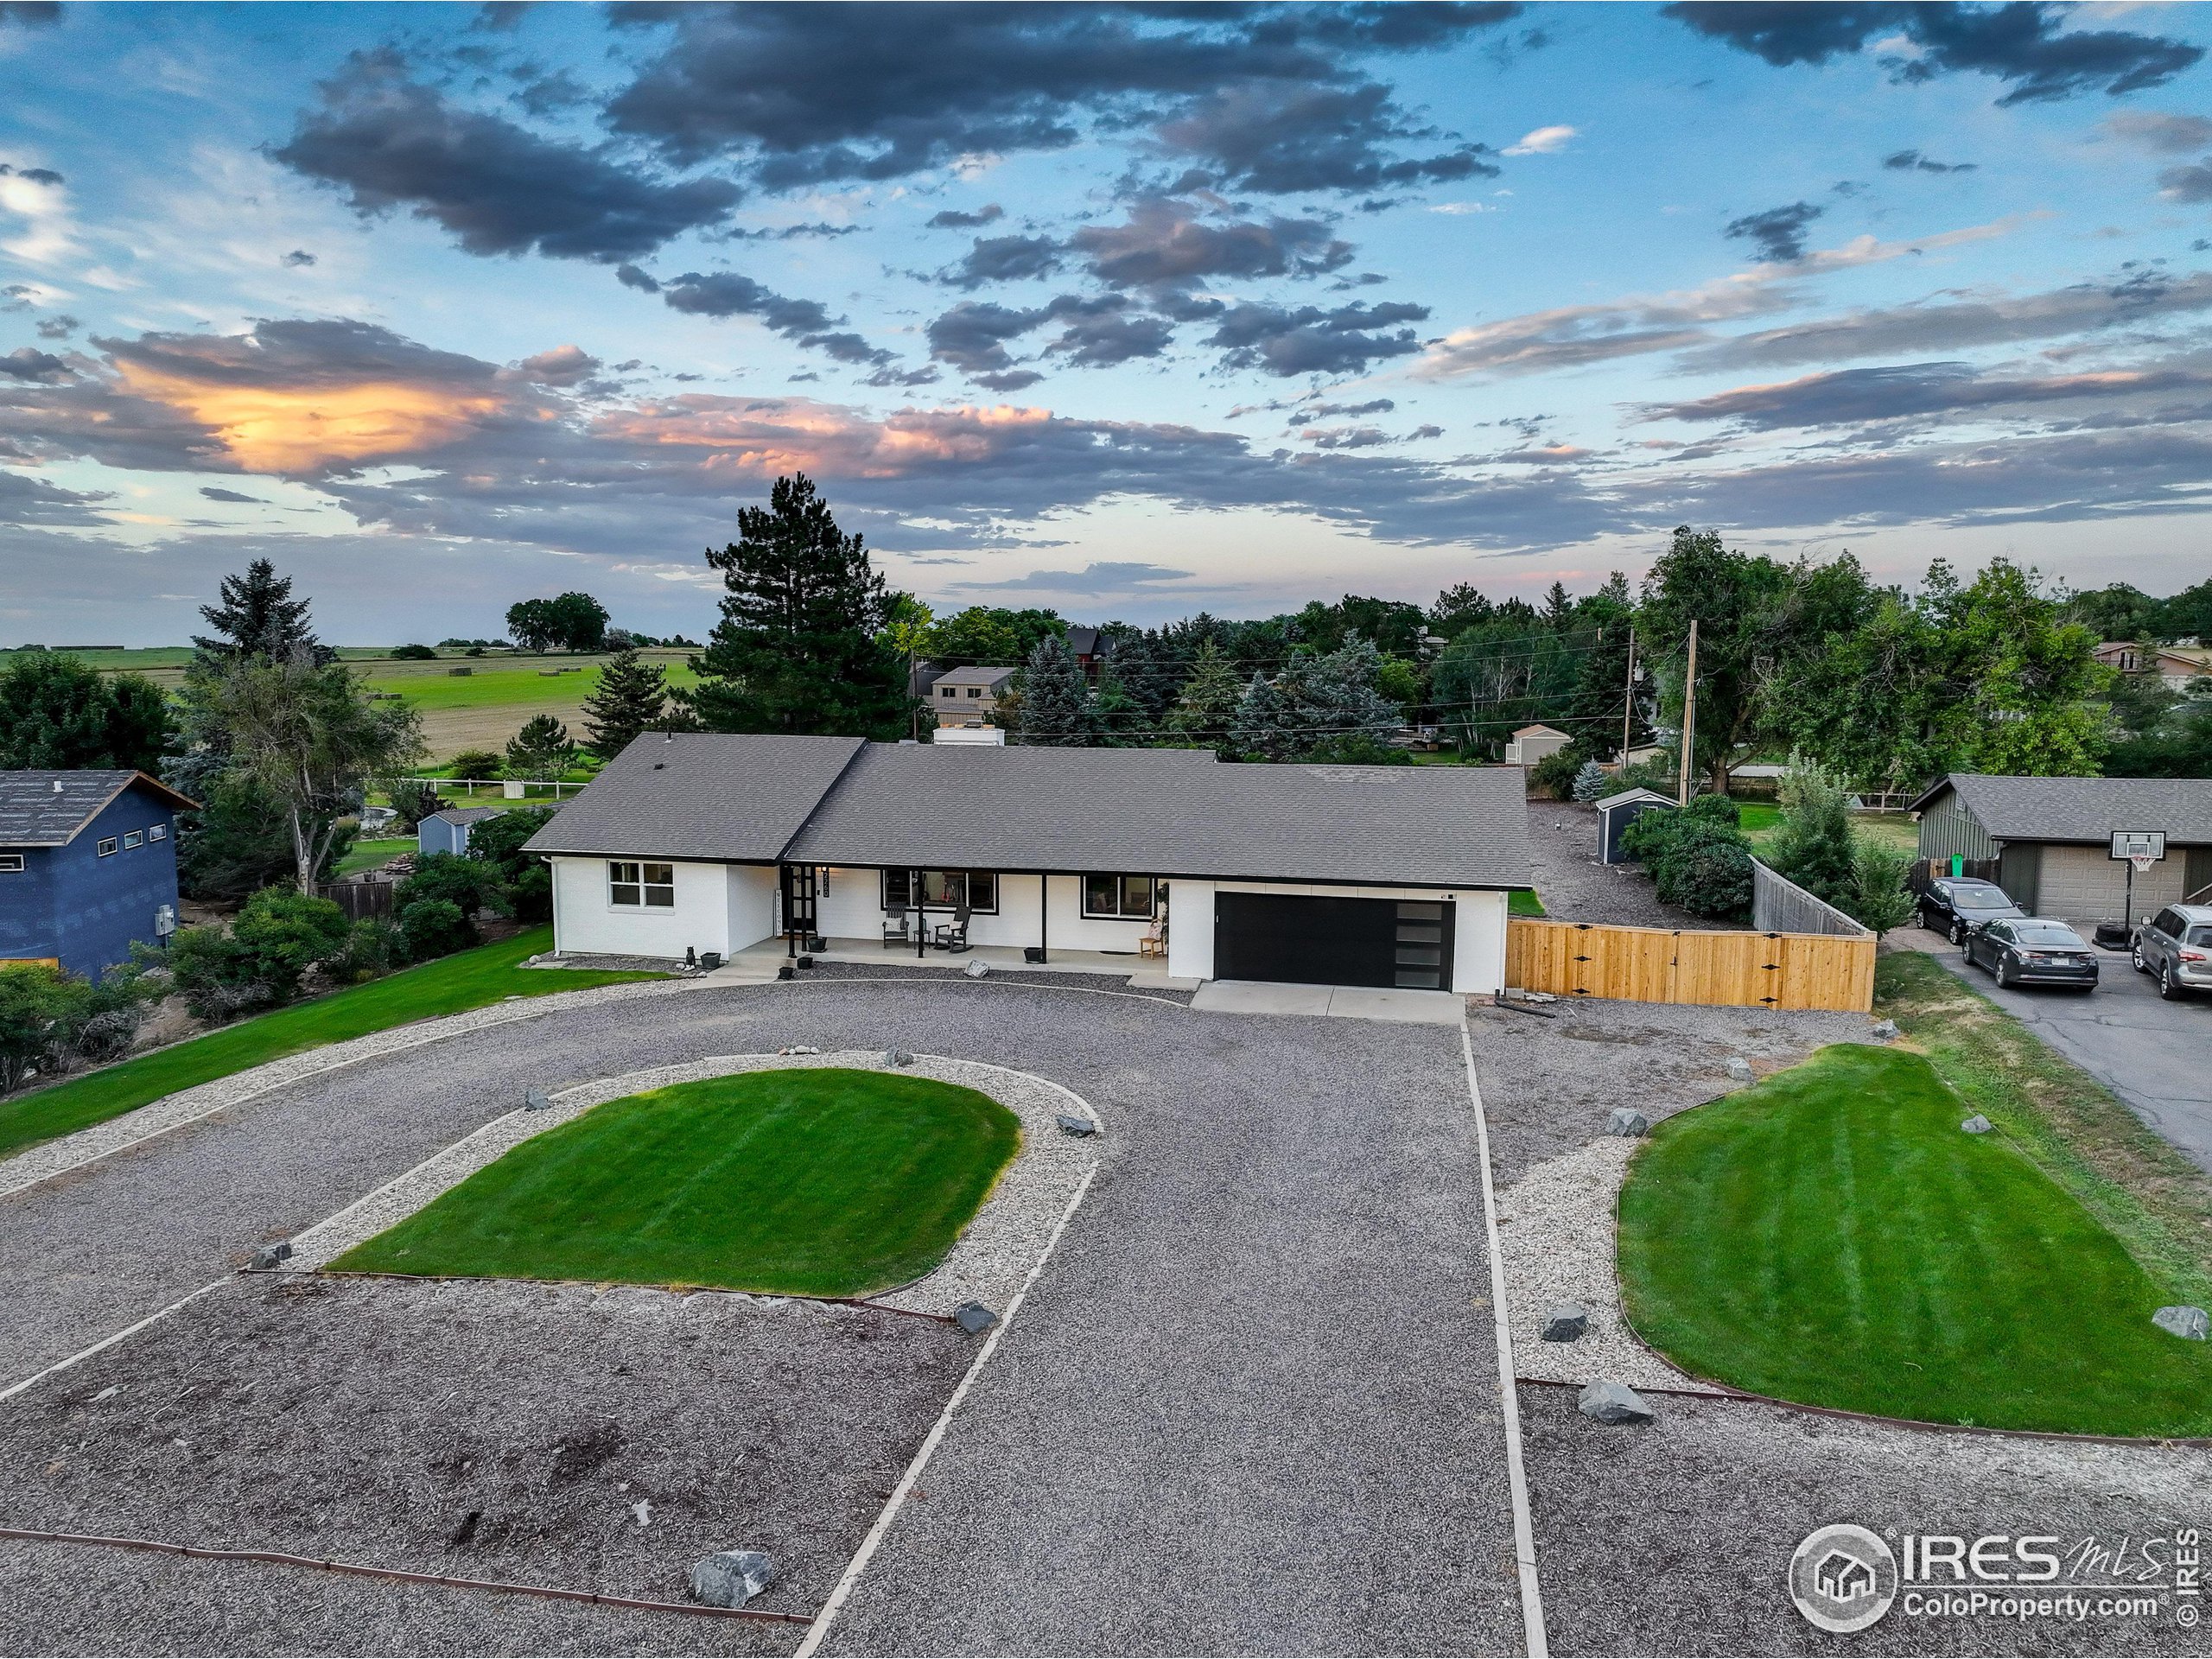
<box><xmin>2133</xmin><ymin>903</ymin><xmax>2212</xmax><ymax>1001</ymax></box>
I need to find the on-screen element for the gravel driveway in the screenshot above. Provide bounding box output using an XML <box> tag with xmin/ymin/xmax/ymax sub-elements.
<box><xmin>1523</xmin><ymin>802</ymin><xmax>1728</xmax><ymax>931</ymax></box>
<box><xmin>0</xmin><ymin>978</ymin><xmax>1522</xmax><ymax>1657</ymax></box>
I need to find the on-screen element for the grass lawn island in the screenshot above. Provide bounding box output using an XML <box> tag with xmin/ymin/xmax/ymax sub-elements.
<box><xmin>524</xmin><ymin>734</ymin><xmax>1533</xmax><ymax>993</ymax></box>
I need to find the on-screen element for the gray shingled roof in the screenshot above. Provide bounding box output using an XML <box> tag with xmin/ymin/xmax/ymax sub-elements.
<box><xmin>1913</xmin><ymin>773</ymin><xmax>2212</xmax><ymax>846</ymax></box>
<box><xmin>525</xmin><ymin>737</ymin><xmax>1532</xmax><ymax>888</ymax></box>
<box><xmin>0</xmin><ymin>771</ymin><xmax>196</xmax><ymax>849</ymax></box>
<box><xmin>521</xmin><ymin>734</ymin><xmax>865</xmax><ymax>861</ymax></box>
<box><xmin>428</xmin><ymin>806</ymin><xmax>506</xmax><ymax>827</ymax></box>
<box><xmin>930</xmin><ymin>664</ymin><xmax>1017</xmax><ymax>690</ymax></box>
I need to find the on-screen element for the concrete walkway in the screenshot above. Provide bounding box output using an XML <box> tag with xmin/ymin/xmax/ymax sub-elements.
<box><xmin>1190</xmin><ymin>978</ymin><xmax>1467</xmax><ymax>1025</ymax></box>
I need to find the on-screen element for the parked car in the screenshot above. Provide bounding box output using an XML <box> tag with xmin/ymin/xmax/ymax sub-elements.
<box><xmin>2132</xmin><ymin>903</ymin><xmax>2212</xmax><ymax>1001</ymax></box>
<box><xmin>1964</xmin><ymin>918</ymin><xmax>2100</xmax><ymax>992</ymax></box>
<box><xmin>1917</xmin><ymin>877</ymin><xmax>2026</xmax><ymax>944</ymax></box>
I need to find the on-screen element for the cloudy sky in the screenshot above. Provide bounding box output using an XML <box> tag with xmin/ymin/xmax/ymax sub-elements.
<box><xmin>6</xmin><ymin>1</ymin><xmax>2212</xmax><ymax>643</ymax></box>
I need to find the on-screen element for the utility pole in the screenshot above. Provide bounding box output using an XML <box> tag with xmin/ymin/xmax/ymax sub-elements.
<box><xmin>1676</xmin><ymin>620</ymin><xmax>1699</xmax><ymax>805</ymax></box>
<box><xmin>1620</xmin><ymin>626</ymin><xmax>1637</xmax><ymax>769</ymax></box>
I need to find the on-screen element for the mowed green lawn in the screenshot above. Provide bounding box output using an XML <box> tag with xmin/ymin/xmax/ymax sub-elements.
<box><xmin>0</xmin><ymin>929</ymin><xmax>661</xmax><ymax>1160</ymax></box>
<box><xmin>1618</xmin><ymin>1043</ymin><xmax>2212</xmax><ymax>1437</ymax></box>
<box><xmin>333</xmin><ymin>1068</ymin><xmax>1022</xmax><ymax>1298</ymax></box>
<box><xmin>334</xmin><ymin>836</ymin><xmax>416</xmax><ymax>876</ymax></box>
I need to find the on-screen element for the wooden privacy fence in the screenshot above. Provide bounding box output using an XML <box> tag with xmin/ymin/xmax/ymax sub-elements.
<box><xmin>315</xmin><ymin>881</ymin><xmax>396</xmax><ymax>922</ymax></box>
<box><xmin>1505</xmin><ymin>918</ymin><xmax>1876</xmax><ymax>1012</ymax></box>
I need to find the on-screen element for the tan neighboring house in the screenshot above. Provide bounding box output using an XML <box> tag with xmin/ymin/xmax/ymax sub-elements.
<box><xmin>931</xmin><ymin>664</ymin><xmax>1017</xmax><ymax>729</ymax></box>
<box><xmin>2095</xmin><ymin>640</ymin><xmax>2212</xmax><ymax>691</ymax></box>
<box><xmin>1503</xmin><ymin>723</ymin><xmax>1571</xmax><ymax>766</ymax></box>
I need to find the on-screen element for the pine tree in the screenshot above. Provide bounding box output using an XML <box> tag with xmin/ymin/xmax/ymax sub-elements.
<box><xmin>1166</xmin><ymin>639</ymin><xmax>1244</xmax><ymax>747</ymax></box>
<box><xmin>1016</xmin><ymin>633</ymin><xmax>1097</xmax><ymax>747</ymax></box>
<box><xmin>689</xmin><ymin>474</ymin><xmax>910</xmax><ymax>737</ymax></box>
<box><xmin>582</xmin><ymin>648</ymin><xmax>670</xmax><ymax>759</ymax></box>
<box><xmin>192</xmin><ymin>559</ymin><xmax>332</xmax><ymax>665</ymax></box>
<box><xmin>505</xmin><ymin>715</ymin><xmax>576</xmax><ymax>779</ymax></box>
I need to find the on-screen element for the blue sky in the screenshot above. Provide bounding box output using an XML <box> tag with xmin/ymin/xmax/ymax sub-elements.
<box><xmin>5</xmin><ymin>1</ymin><xmax>2212</xmax><ymax>643</ymax></box>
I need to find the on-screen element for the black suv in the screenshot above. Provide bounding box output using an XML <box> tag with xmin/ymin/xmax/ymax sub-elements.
<box><xmin>1917</xmin><ymin>877</ymin><xmax>2025</xmax><ymax>944</ymax></box>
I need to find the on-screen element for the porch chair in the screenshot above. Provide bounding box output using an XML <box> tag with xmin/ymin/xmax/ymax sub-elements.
<box><xmin>932</xmin><ymin>904</ymin><xmax>972</xmax><ymax>953</ymax></box>
<box><xmin>881</xmin><ymin>907</ymin><xmax>914</xmax><ymax>949</ymax></box>
<box><xmin>1139</xmin><ymin>916</ymin><xmax>1167</xmax><ymax>959</ymax></box>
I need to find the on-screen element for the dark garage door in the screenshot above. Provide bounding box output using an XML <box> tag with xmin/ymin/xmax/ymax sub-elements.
<box><xmin>1214</xmin><ymin>893</ymin><xmax>1454</xmax><ymax>989</ymax></box>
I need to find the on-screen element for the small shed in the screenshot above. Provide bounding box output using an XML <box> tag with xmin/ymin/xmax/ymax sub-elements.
<box><xmin>419</xmin><ymin>805</ymin><xmax>503</xmax><ymax>857</ymax></box>
<box><xmin>1503</xmin><ymin>723</ymin><xmax>1571</xmax><ymax>766</ymax></box>
<box><xmin>1596</xmin><ymin>787</ymin><xmax>1675</xmax><ymax>865</ymax></box>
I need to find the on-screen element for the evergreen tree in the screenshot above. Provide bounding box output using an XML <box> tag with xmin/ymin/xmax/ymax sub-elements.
<box><xmin>1015</xmin><ymin>632</ymin><xmax>1098</xmax><ymax>746</ymax></box>
<box><xmin>1769</xmin><ymin>755</ymin><xmax>1859</xmax><ymax>912</ymax></box>
<box><xmin>1230</xmin><ymin>670</ymin><xmax>1294</xmax><ymax>760</ymax></box>
<box><xmin>581</xmin><ymin>648</ymin><xmax>670</xmax><ymax>759</ymax></box>
<box><xmin>688</xmin><ymin>474</ymin><xmax>910</xmax><ymax>737</ymax></box>
<box><xmin>1166</xmin><ymin>639</ymin><xmax>1243</xmax><ymax>750</ymax></box>
<box><xmin>192</xmin><ymin>558</ymin><xmax>332</xmax><ymax>665</ymax></box>
<box><xmin>505</xmin><ymin>714</ymin><xmax>576</xmax><ymax>778</ymax></box>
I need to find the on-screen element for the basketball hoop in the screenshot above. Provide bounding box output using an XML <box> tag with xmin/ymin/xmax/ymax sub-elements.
<box><xmin>2130</xmin><ymin>852</ymin><xmax>2158</xmax><ymax>874</ymax></box>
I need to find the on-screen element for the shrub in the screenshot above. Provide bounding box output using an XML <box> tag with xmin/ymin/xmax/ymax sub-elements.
<box><xmin>1617</xmin><ymin>754</ymin><xmax>1677</xmax><ymax>795</ymax></box>
<box><xmin>396</xmin><ymin>851</ymin><xmax>510</xmax><ymax>922</ymax></box>
<box><xmin>1618</xmin><ymin>807</ymin><xmax>1754</xmax><ymax>921</ymax></box>
<box><xmin>397</xmin><ymin>898</ymin><xmax>474</xmax><ymax>962</ymax></box>
<box><xmin>388</xmin><ymin>779</ymin><xmax>448</xmax><ymax>832</ymax></box>
<box><xmin>327</xmin><ymin>917</ymin><xmax>404</xmax><ymax>983</ymax></box>
<box><xmin>391</xmin><ymin>643</ymin><xmax>437</xmax><ymax>660</ymax></box>
<box><xmin>1849</xmin><ymin>842</ymin><xmax>1918</xmax><ymax>938</ymax></box>
<box><xmin>0</xmin><ymin>962</ymin><xmax>150</xmax><ymax>1093</ymax></box>
<box><xmin>504</xmin><ymin>714</ymin><xmax>576</xmax><ymax>779</ymax></box>
<box><xmin>1527</xmin><ymin>747</ymin><xmax>1582</xmax><ymax>798</ymax></box>
<box><xmin>167</xmin><ymin>887</ymin><xmax>351</xmax><ymax>1020</ymax></box>
<box><xmin>465</xmin><ymin>807</ymin><xmax>556</xmax><ymax>924</ymax></box>
<box><xmin>1570</xmin><ymin>760</ymin><xmax>1611</xmax><ymax>804</ymax></box>
<box><xmin>446</xmin><ymin>748</ymin><xmax>503</xmax><ymax>781</ymax></box>
<box><xmin>1770</xmin><ymin>754</ymin><xmax>1857</xmax><ymax>912</ymax></box>
<box><xmin>1684</xmin><ymin>792</ymin><xmax>1741</xmax><ymax>828</ymax></box>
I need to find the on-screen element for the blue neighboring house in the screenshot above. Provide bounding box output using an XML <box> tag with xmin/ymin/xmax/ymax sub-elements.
<box><xmin>418</xmin><ymin>805</ymin><xmax>504</xmax><ymax>857</ymax></box>
<box><xmin>0</xmin><ymin>771</ymin><xmax>198</xmax><ymax>981</ymax></box>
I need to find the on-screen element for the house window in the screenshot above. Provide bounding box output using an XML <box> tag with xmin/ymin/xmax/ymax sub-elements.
<box><xmin>97</xmin><ymin>837</ymin><xmax>118</xmax><ymax>857</ymax></box>
<box><xmin>608</xmin><ymin>860</ymin><xmax>675</xmax><ymax>908</ymax></box>
<box><xmin>882</xmin><ymin>869</ymin><xmax>999</xmax><ymax>913</ymax></box>
<box><xmin>940</xmin><ymin>686</ymin><xmax>957</xmax><ymax>697</ymax></box>
<box><xmin>0</xmin><ymin>854</ymin><xmax>22</xmax><ymax>874</ymax></box>
<box><xmin>123</xmin><ymin>830</ymin><xmax>143</xmax><ymax>849</ymax></box>
<box><xmin>967</xmin><ymin>686</ymin><xmax>983</xmax><ymax>698</ymax></box>
<box><xmin>1083</xmin><ymin>874</ymin><xmax>1158</xmax><ymax>919</ymax></box>
<box><xmin>147</xmin><ymin>823</ymin><xmax>167</xmax><ymax>842</ymax></box>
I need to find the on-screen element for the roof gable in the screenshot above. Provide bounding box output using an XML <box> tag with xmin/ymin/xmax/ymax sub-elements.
<box><xmin>1912</xmin><ymin>772</ymin><xmax>2212</xmax><ymax>846</ymax></box>
<box><xmin>0</xmin><ymin>770</ymin><xmax>197</xmax><ymax>849</ymax></box>
<box><xmin>522</xmin><ymin>733</ymin><xmax>866</xmax><ymax>862</ymax></box>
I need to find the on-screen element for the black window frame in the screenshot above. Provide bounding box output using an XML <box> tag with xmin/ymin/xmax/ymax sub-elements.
<box><xmin>881</xmin><ymin>869</ymin><xmax>999</xmax><ymax>914</ymax></box>
<box><xmin>1082</xmin><ymin>873</ymin><xmax>1159</xmax><ymax>920</ymax></box>
<box><xmin>607</xmin><ymin>859</ymin><xmax>676</xmax><ymax>909</ymax></box>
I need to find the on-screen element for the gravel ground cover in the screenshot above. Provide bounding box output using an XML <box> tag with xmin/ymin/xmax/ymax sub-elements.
<box><xmin>0</xmin><ymin>1273</ymin><xmax>964</xmax><ymax>1655</ymax></box>
<box><xmin>1523</xmin><ymin>801</ymin><xmax>1731</xmax><ymax>931</ymax></box>
<box><xmin>0</xmin><ymin>1536</ymin><xmax>769</xmax><ymax>1659</ymax></box>
<box><xmin>806</xmin><ymin>957</ymin><xmax>1198</xmax><ymax>1002</ymax></box>
<box><xmin>1520</xmin><ymin>1385</ymin><xmax>2212</xmax><ymax>1656</ymax></box>
<box><xmin>1</xmin><ymin>976</ymin><xmax>1520</xmax><ymax>1655</ymax></box>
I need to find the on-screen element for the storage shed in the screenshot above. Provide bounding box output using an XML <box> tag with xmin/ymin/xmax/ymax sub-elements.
<box><xmin>1596</xmin><ymin>787</ymin><xmax>1675</xmax><ymax>865</ymax></box>
<box><xmin>418</xmin><ymin>805</ymin><xmax>505</xmax><ymax>857</ymax></box>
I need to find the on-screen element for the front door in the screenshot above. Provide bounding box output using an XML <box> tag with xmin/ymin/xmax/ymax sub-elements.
<box><xmin>779</xmin><ymin>863</ymin><xmax>818</xmax><ymax>948</ymax></box>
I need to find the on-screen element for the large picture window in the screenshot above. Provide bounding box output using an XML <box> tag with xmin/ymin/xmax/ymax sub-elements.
<box><xmin>881</xmin><ymin>869</ymin><xmax>999</xmax><ymax>913</ymax></box>
<box><xmin>1083</xmin><ymin>874</ymin><xmax>1158</xmax><ymax>919</ymax></box>
<box><xmin>608</xmin><ymin>860</ymin><xmax>675</xmax><ymax>908</ymax></box>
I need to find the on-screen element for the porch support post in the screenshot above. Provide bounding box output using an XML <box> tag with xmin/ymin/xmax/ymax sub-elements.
<box><xmin>1039</xmin><ymin>872</ymin><xmax>1049</xmax><ymax>963</ymax></box>
<box><xmin>914</xmin><ymin>867</ymin><xmax>926</xmax><ymax>958</ymax></box>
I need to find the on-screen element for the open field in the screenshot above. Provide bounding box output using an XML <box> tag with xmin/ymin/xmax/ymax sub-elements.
<box><xmin>334</xmin><ymin>1067</ymin><xmax>1021</xmax><ymax>1295</ymax></box>
<box><xmin>0</xmin><ymin>646</ymin><xmax>697</xmax><ymax>762</ymax></box>
<box><xmin>1618</xmin><ymin>1041</ymin><xmax>2212</xmax><ymax>1436</ymax></box>
<box><xmin>0</xmin><ymin>927</ymin><xmax>660</xmax><ymax>1159</ymax></box>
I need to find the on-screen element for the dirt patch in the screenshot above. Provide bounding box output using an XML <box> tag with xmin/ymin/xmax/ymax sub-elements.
<box><xmin>1522</xmin><ymin>801</ymin><xmax>1731</xmax><ymax>931</ymax></box>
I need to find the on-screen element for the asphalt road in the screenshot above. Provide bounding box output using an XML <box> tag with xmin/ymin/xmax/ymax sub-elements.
<box><xmin>1916</xmin><ymin>928</ymin><xmax>2212</xmax><ymax>1174</ymax></box>
<box><xmin>0</xmin><ymin>976</ymin><xmax>1524</xmax><ymax>1657</ymax></box>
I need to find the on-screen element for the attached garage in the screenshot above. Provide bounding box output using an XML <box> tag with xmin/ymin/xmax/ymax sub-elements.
<box><xmin>1214</xmin><ymin>893</ymin><xmax>1454</xmax><ymax>989</ymax></box>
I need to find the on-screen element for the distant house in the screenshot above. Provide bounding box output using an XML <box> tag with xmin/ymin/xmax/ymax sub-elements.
<box><xmin>0</xmin><ymin>770</ymin><xmax>197</xmax><ymax>979</ymax></box>
<box><xmin>1065</xmin><ymin>626</ymin><xmax>1112</xmax><ymax>685</ymax></box>
<box><xmin>1503</xmin><ymin>723</ymin><xmax>1572</xmax><ymax>766</ymax></box>
<box><xmin>2096</xmin><ymin>639</ymin><xmax>2212</xmax><ymax>690</ymax></box>
<box><xmin>931</xmin><ymin>664</ymin><xmax>1018</xmax><ymax>728</ymax></box>
<box><xmin>1910</xmin><ymin>773</ymin><xmax>2212</xmax><ymax>920</ymax></box>
<box><xmin>418</xmin><ymin>805</ymin><xmax>505</xmax><ymax>857</ymax></box>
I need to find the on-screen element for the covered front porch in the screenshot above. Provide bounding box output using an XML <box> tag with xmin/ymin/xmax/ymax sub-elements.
<box><xmin>721</xmin><ymin>932</ymin><xmax>1192</xmax><ymax>988</ymax></box>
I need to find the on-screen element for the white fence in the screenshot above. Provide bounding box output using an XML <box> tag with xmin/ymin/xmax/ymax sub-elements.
<box><xmin>403</xmin><ymin>776</ymin><xmax>588</xmax><ymax>800</ymax></box>
<box><xmin>1751</xmin><ymin>858</ymin><xmax>1872</xmax><ymax>940</ymax></box>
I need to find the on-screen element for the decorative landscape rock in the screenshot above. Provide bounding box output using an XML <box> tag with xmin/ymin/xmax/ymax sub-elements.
<box><xmin>2152</xmin><ymin>1305</ymin><xmax>2209</xmax><ymax>1341</ymax></box>
<box><xmin>1577</xmin><ymin>1378</ymin><xmax>1655</xmax><ymax>1425</ymax></box>
<box><xmin>1961</xmin><ymin>1114</ymin><xmax>1993</xmax><ymax>1135</ymax></box>
<box><xmin>1870</xmin><ymin>1019</ymin><xmax>1900</xmax><ymax>1041</ymax></box>
<box><xmin>777</xmin><ymin>1045</ymin><xmax>822</xmax><ymax>1056</ymax></box>
<box><xmin>963</xmin><ymin>960</ymin><xmax>991</xmax><ymax>979</ymax></box>
<box><xmin>1056</xmin><ymin>1113</ymin><xmax>1098</xmax><ymax>1137</ymax></box>
<box><xmin>690</xmin><ymin>1549</ymin><xmax>776</xmax><ymax>1608</ymax></box>
<box><xmin>1725</xmin><ymin>1057</ymin><xmax>1755</xmax><ymax>1084</ymax></box>
<box><xmin>1605</xmin><ymin>1107</ymin><xmax>1649</xmax><ymax>1138</ymax></box>
<box><xmin>250</xmin><ymin>1242</ymin><xmax>293</xmax><ymax>1270</ymax></box>
<box><xmin>885</xmin><ymin>1050</ymin><xmax>915</xmax><ymax>1067</ymax></box>
<box><xmin>523</xmin><ymin>1088</ymin><xmax>553</xmax><ymax>1112</ymax></box>
<box><xmin>953</xmin><ymin>1300</ymin><xmax>999</xmax><ymax>1335</ymax></box>
<box><xmin>1541</xmin><ymin>1304</ymin><xmax>1589</xmax><ymax>1343</ymax></box>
